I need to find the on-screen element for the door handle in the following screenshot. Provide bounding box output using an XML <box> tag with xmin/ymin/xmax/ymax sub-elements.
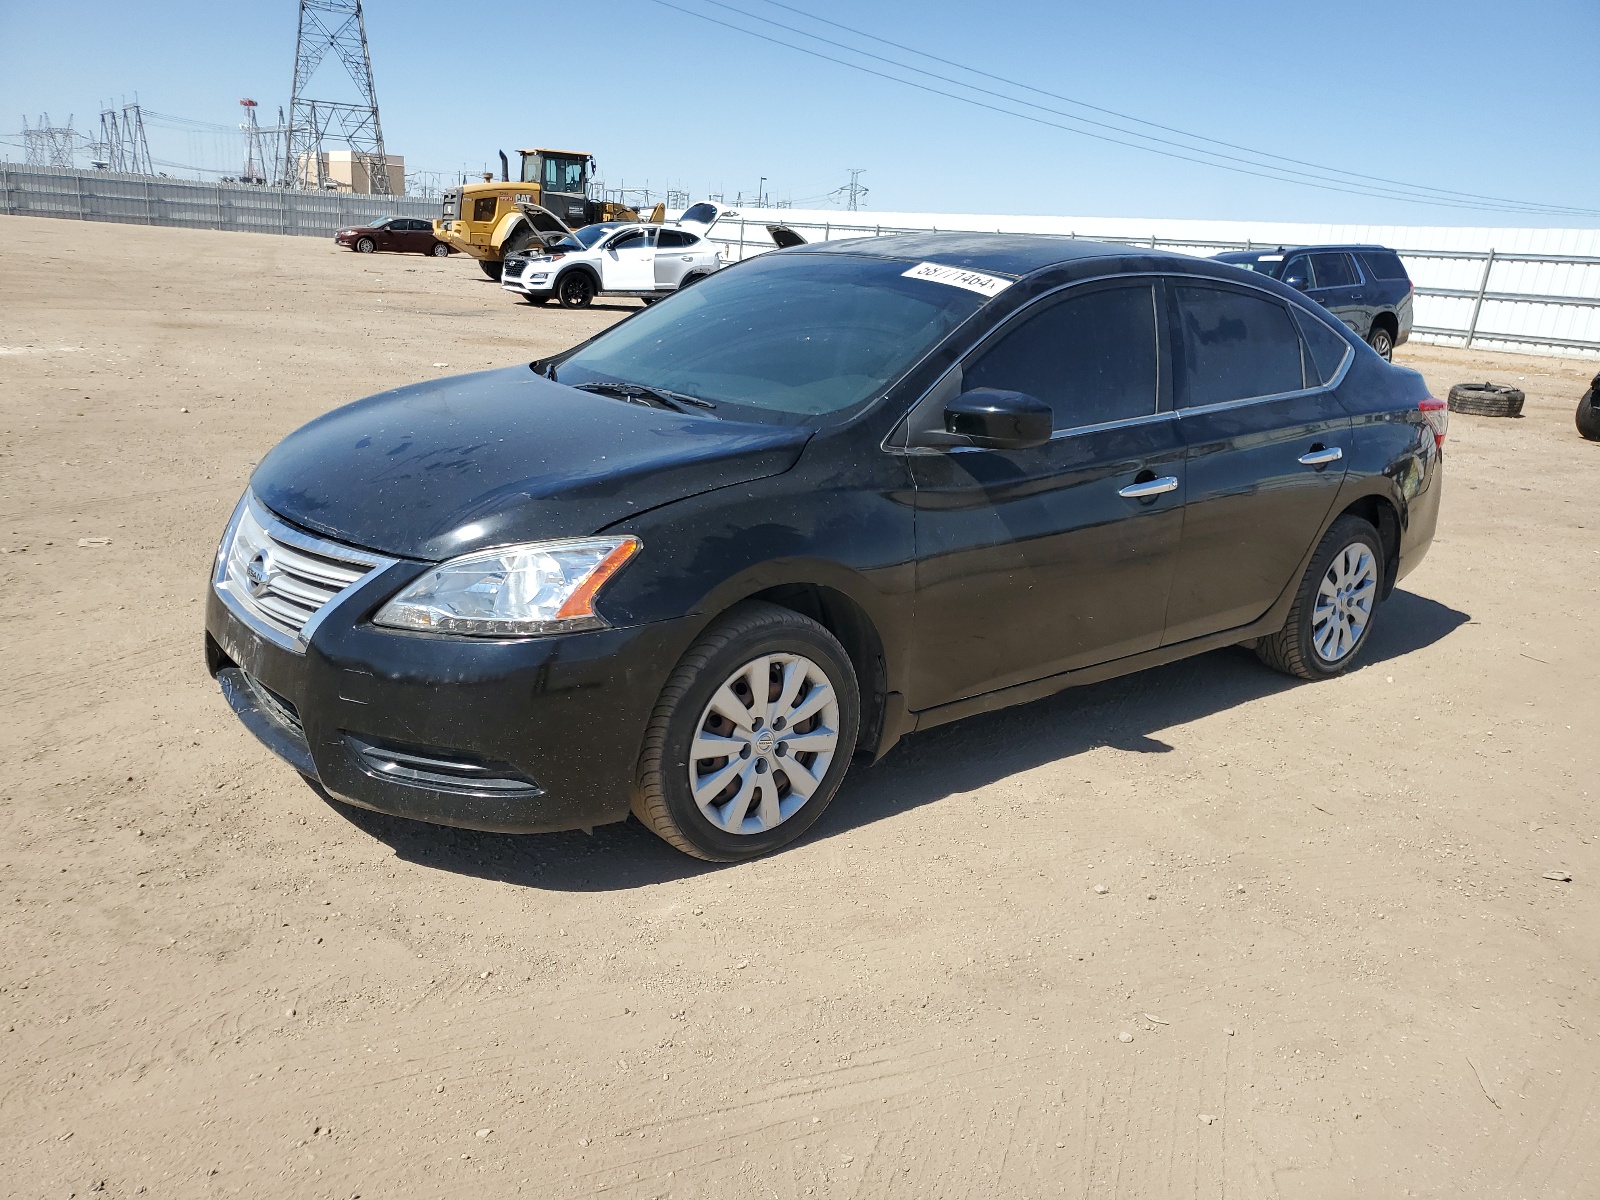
<box><xmin>1118</xmin><ymin>475</ymin><xmax>1179</xmax><ymax>499</ymax></box>
<box><xmin>1298</xmin><ymin>446</ymin><xmax>1344</xmax><ymax>466</ymax></box>
<box><xmin>681</xmin><ymin>255</ymin><xmax>693</xmax><ymax>261</ymax></box>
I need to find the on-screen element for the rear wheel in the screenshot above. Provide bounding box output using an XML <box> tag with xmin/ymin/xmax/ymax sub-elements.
<box><xmin>558</xmin><ymin>272</ymin><xmax>595</xmax><ymax>309</ymax></box>
<box><xmin>1256</xmin><ymin>515</ymin><xmax>1383</xmax><ymax>681</ymax></box>
<box><xmin>355</xmin><ymin>237</ymin><xmax>375</xmax><ymax>254</ymax></box>
<box><xmin>632</xmin><ymin>602</ymin><xmax>859</xmax><ymax>861</ymax></box>
<box><xmin>430</xmin><ymin>242</ymin><xmax>450</xmax><ymax>257</ymax></box>
<box><xmin>1578</xmin><ymin>387</ymin><xmax>1600</xmax><ymax>441</ymax></box>
<box><xmin>1366</xmin><ymin>324</ymin><xmax>1394</xmax><ymax>361</ymax></box>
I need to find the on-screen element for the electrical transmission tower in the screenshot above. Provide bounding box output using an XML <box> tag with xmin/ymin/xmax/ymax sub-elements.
<box><xmin>96</xmin><ymin>104</ymin><xmax>152</xmax><ymax>174</ymax></box>
<box><xmin>830</xmin><ymin>168</ymin><xmax>868</xmax><ymax>211</ymax></box>
<box><xmin>22</xmin><ymin>113</ymin><xmax>80</xmax><ymax>168</ymax></box>
<box><xmin>238</xmin><ymin>99</ymin><xmax>269</xmax><ymax>183</ymax></box>
<box><xmin>283</xmin><ymin>0</ymin><xmax>391</xmax><ymax>193</ymax></box>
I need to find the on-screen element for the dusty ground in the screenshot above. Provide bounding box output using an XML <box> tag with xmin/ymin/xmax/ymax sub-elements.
<box><xmin>1</xmin><ymin>215</ymin><xmax>1597</xmax><ymax>1199</ymax></box>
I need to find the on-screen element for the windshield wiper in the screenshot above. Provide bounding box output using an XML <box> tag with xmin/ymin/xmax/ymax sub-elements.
<box><xmin>571</xmin><ymin>381</ymin><xmax>716</xmax><ymax>413</ymax></box>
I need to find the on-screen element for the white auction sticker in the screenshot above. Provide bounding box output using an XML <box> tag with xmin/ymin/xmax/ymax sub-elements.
<box><xmin>901</xmin><ymin>261</ymin><xmax>1013</xmax><ymax>297</ymax></box>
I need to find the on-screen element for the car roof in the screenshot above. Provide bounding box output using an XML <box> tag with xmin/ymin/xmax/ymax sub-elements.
<box><xmin>1220</xmin><ymin>244</ymin><xmax>1395</xmax><ymax>257</ymax></box>
<box><xmin>520</xmin><ymin>147</ymin><xmax>591</xmax><ymax>158</ymax></box>
<box><xmin>795</xmin><ymin>233</ymin><xmax>1215</xmax><ymax>279</ymax></box>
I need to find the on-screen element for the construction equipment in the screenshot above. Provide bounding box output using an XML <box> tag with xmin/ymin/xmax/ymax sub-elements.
<box><xmin>434</xmin><ymin>149</ymin><xmax>643</xmax><ymax>280</ymax></box>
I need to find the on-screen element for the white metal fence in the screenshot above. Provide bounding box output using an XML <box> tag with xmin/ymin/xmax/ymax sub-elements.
<box><xmin>0</xmin><ymin>162</ymin><xmax>439</xmax><ymax>238</ymax></box>
<box><xmin>699</xmin><ymin>210</ymin><xmax>1600</xmax><ymax>358</ymax></box>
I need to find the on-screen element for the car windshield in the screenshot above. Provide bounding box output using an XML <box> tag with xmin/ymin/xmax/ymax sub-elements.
<box><xmin>573</xmin><ymin>224</ymin><xmax>614</xmax><ymax>248</ymax></box>
<box><xmin>553</xmin><ymin>253</ymin><xmax>992</xmax><ymax>423</ymax></box>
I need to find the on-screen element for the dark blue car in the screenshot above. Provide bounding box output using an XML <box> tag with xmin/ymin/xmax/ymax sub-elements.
<box><xmin>1214</xmin><ymin>245</ymin><xmax>1413</xmax><ymax>361</ymax></box>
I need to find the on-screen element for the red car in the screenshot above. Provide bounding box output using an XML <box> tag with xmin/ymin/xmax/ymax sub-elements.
<box><xmin>334</xmin><ymin>217</ymin><xmax>452</xmax><ymax>257</ymax></box>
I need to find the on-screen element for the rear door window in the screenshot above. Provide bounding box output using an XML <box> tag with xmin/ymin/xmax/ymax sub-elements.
<box><xmin>1359</xmin><ymin>251</ymin><xmax>1409</xmax><ymax>281</ymax></box>
<box><xmin>1293</xmin><ymin>308</ymin><xmax>1353</xmax><ymax>385</ymax></box>
<box><xmin>963</xmin><ymin>284</ymin><xmax>1160</xmax><ymax>433</ymax></box>
<box><xmin>1308</xmin><ymin>252</ymin><xmax>1357</xmax><ymax>288</ymax></box>
<box><xmin>656</xmin><ymin>229</ymin><xmax>691</xmax><ymax>249</ymax></box>
<box><xmin>1173</xmin><ymin>284</ymin><xmax>1306</xmax><ymax>407</ymax></box>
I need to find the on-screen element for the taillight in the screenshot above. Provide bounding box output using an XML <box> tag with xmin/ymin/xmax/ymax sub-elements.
<box><xmin>1419</xmin><ymin>396</ymin><xmax>1448</xmax><ymax>449</ymax></box>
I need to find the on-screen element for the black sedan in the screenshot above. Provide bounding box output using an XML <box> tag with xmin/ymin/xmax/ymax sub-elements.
<box><xmin>206</xmin><ymin>236</ymin><xmax>1447</xmax><ymax>860</ymax></box>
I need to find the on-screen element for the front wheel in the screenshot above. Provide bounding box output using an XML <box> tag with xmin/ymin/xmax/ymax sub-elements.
<box><xmin>524</xmin><ymin>294</ymin><xmax>550</xmax><ymax>306</ymax></box>
<box><xmin>632</xmin><ymin>602</ymin><xmax>860</xmax><ymax>861</ymax></box>
<box><xmin>355</xmin><ymin>237</ymin><xmax>375</xmax><ymax>254</ymax></box>
<box><xmin>557</xmin><ymin>272</ymin><xmax>595</xmax><ymax>309</ymax></box>
<box><xmin>430</xmin><ymin>241</ymin><xmax>450</xmax><ymax>257</ymax></box>
<box><xmin>1256</xmin><ymin>515</ymin><xmax>1383</xmax><ymax>681</ymax></box>
<box><xmin>1366</xmin><ymin>324</ymin><xmax>1394</xmax><ymax>361</ymax></box>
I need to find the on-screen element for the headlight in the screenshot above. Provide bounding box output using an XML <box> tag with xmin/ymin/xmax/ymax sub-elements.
<box><xmin>374</xmin><ymin>536</ymin><xmax>640</xmax><ymax>637</ymax></box>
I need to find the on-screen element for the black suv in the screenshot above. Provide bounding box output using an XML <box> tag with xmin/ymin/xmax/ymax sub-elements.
<box><xmin>1214</xmin><ymin>245</ymin><xmax>1413</xmax><ymax>361</ymax></box>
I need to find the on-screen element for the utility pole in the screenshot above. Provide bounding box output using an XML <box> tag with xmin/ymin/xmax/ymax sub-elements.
<box><xmin>283</xmin><ymin>0</ymin><xmax>390</xmax><ymax>193</ymax></box>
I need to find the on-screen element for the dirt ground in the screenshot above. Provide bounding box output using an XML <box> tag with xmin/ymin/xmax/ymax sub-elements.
<box><xmin>1</xmin><ymin>215</ymin><xmax>1597</xmax><ymax>1199</ymax></box>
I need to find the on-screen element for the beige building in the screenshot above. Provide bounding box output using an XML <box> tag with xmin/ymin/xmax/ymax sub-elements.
<box><xmin>294</xmin><ymin>149</ymin><xmax>405</xmax><ymax>195</ymax></box>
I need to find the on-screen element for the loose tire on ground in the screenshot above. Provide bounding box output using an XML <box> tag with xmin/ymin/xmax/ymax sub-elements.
<box><xmin>631</xmin><ymin>601</ymin><xmax>860</xmax><ymax>861</ymax></box>
<box><xmin>1448</xmin><ymin>381</ymin><xmax>1525</xmax><ymax>417</ymax></box>
<box><xmin>1256</xmin><ymin>515</ymin><xmax>1384</xmax><ymax>682</ymax></box>
<box><xmin>430</xmin><ymin>242</ymin><xmax>450</xmax><ymax>257</ymax></box>
<box><xmin>558</xmin><ymin>272</ymin><xmax>596</xmax><ymax>309</ymax></box>
<box><xmin>1578</xmin><ymin>374</ymin><xmax>1600</xmax><ymax>441</ymax></box>
<box><xmin>355</xmin><ymin>237</ymin><xmax>375</xmax><ymax>254</ymax></box>
<box><xmin>1366</xmin><ymin>324</ymin><xmax>1395</xmax><ymax>361</ymax></box>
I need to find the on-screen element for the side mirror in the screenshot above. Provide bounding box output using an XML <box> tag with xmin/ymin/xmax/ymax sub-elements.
<box><xmin>944</xmin><ymin>389</ymin><xmax>1053</xmax><ymax>450</ymax></box>
<box><xmin>1283</xmin><ymin>272</ymin><xmax>1309</xmax><ymax>291</ymax></box>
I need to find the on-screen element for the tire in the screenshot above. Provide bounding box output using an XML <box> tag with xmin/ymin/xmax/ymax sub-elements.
<box><xmin>1578</xmin><ymin>388</ymin><xmax>1600</xmax><ymax>441</ymax></box>
<box><xmin>1448</xmin><ymin>381</ymin><xmax>1524</xmax><ymax>417</ymax></box>
<box><xmin>557</xmin><ymin>272</ymin><xmax>596</xmax><ymax>309</ymax></box>
<box><xmin>1366</xmin><ymin>324</ymin><xmax>1395</xmax><ymax>361</ymax></box>
<box><xmin>355</xmin><ymin>237</ymin><xmax>375</xmax><ymax>254</ymax></box>
<box><xmin>640</xmin><ymin>295</ymin><xmax>662</xmax><ymax>306</ymax></box>
<box><xmin>1256</xmin><ymin>515</ymin><xmax>1384</xmax><ymax>681</ymax></box>
<box><xmin>524</xmin><ymin>294</ymin><xmax>550</xmax><ymax>306</ymax></box>
<box><xmin>631</xmin><ymin>602</ymin><xmax>860</xmax><ymax>861</ymax></box>
<box><xmin>678</xmin><ymin>272</ymin><xmax>706</xmax><ymax>289</ymax></box>
<box><xmin>430</xmin><ymin>242</ymin><xmax>450</xmax><ymax>257</ymax></box>
<box><xmin>479</xmin><ymin>259</ymin><xmax>503</xmax><ymax>281</ymax></box>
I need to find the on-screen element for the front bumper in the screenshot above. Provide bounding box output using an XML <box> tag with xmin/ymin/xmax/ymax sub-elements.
<box><xmin>205</xmin><ymin>577</ymin><xmax>698</xmax><ymax>834</ymax></box>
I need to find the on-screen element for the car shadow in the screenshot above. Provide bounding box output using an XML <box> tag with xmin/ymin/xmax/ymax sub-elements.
<box><xmin>320</xmin><ymin>589</ymin><xmax>1469</xmax><ymax>892</ymax></box>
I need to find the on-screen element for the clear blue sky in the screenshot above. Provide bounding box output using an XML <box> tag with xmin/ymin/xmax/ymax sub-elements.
<box><xmin>2</xmin><ymin>0</ymin><xmax>1595</xmax><ymax>226</ymax></box>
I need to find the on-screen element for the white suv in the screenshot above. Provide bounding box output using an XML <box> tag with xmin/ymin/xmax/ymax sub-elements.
<box><xmin>502</xmin><ymin>222</ymin><xmax>722</xmax><ymax>308</ymax></box>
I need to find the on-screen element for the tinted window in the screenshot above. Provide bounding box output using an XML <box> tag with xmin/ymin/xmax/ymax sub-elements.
<box><xmin>1309</xmin><ymin>252</ymin><xmax>1357</xmax><ymax>288</ymax></box>
<box><xmin>1281</xmin><ymin>256</ymin><xmax>1312</xmax><ymax>289</ymax></box>
<box><xmin>657</xmin><ymin>229</ymin><xmax>692</xmax><ymax>248</ymax></box>
<box><xmin>472</xmin><ymin>197</ymin><xmax>497</xmax><ymax>223</ymax></box>
<box><xmin>543</xmin><ymin>157</ymin><xmax>586</xmax><ymax>192</ymax></box>
<box><xmin>555</xmin><ymin>254</ymin><xmax>988</xmax><ymax>421</ymax></box>
<box><xmin>608</xmin><ymin>229</ymin><xmax>650</xmax><ymax>251</ymax></box>
<box><xmin>1175</xmin><ymin>285</ymin><xmax>1306</xmax><ymax>407</ymax></box>
<box><xmin>1292</xmin><ymin>308</ymin><xmax>1352</xmax><ymax>385</ymax></box>
<box><xmin>1359</xmin><ymin>251</ymin><xmax>1409</xmax><ymax>281</ymax></box>
<box><xmin>680</xmin><ymin>203</ymin><xmax>718</xmax><ymax>225</ymax></box>
<box><xmin>964</xmin><ymin>285</ymin><xmax>1158</xmax><ymax>432</ymax></box>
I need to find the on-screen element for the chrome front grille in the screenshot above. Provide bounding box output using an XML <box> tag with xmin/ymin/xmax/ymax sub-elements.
<box><xmin>214</xmin><ymin>492</ymin><xmax>397</xmax><ymax>652</ymax></box>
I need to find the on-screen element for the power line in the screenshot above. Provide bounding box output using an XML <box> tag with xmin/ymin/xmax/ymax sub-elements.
<box><xmin>746</xmin><ymin>0</ymin><xmax>1593</xmax><ymax>218</ymax></box>
<box><xmin>649</xmin><ymin>0</ymin><xmax>1600</xmax><ymax>218</ymax></box>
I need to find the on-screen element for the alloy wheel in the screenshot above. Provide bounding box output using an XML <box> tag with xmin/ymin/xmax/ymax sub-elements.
<box><xmin>1312</xmin><ymin>542</ymin><xmax>1377</xmax><ymax>663</ymax></box>
<box><xmin>688</xmin><ymin>653</ymin><xmax>840</xmax><ymax>836</ymax></box>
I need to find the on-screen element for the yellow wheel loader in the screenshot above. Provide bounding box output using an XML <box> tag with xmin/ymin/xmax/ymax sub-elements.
<box><xmin>432</xmin><ymin>149</ymin><xmax>652</xmax><ymax>280</ymax></box>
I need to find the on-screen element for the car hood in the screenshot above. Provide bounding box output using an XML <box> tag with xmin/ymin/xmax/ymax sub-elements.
<box><xmin>250</xmin><ymin>365</ymin><xmax>812</xmax><ymax>561</ymax></box>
